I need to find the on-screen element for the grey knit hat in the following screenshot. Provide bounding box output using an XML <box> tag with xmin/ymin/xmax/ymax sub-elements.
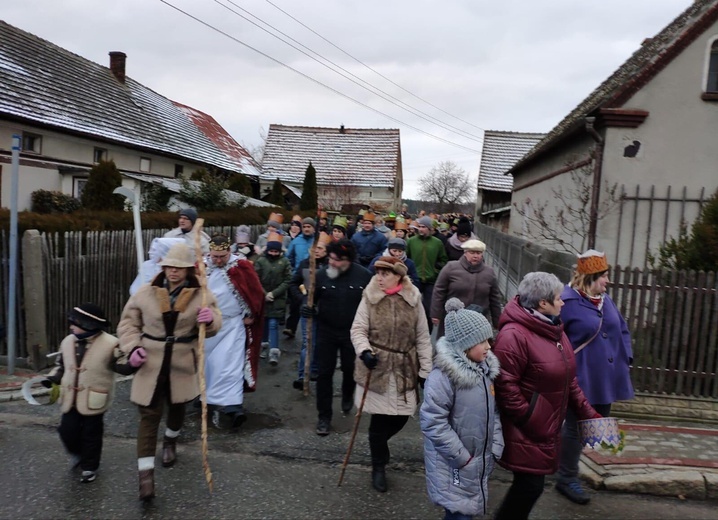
<box><xmin>417</xmin><ymin>215</ymin><xmax>433</xmax><ymax>228</ymax></box>
<box><xmin>443</xmin><ymin>298</ymin><xmax>493</xmax><ymax>352</ymax></box>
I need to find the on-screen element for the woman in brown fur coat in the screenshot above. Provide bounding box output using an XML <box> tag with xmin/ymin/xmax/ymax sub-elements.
<box><xmin>118</xmin><ymin>243</ymin><xmax>221</xmax><ymax>501</ymax></box>
<box><xmin>350</xmin><ymin>256</ymin><xmax>433</xmax><ymax>493</ymax></box>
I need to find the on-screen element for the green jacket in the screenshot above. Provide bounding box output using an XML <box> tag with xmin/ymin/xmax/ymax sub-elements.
<box><xmin>254</xmin><ymin>254</ymin><xmax>292</xmax><ymax>319</ymax></box>
<box><xmin>406</xmin><ymin>235</ymin><xmax>448</xmax><ymax>284</ymax></box>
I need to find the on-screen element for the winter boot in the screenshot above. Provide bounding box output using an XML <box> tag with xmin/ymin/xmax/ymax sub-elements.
<box><xmin>371</xmin><ymin>465</ymin><xmax>387</xmax><ymax>492</ymax></box>
<box><xmin>162</xmin><ymin>436</ymin><xmax>177</xmax><ymax>467</ymax></box>
<box><xmin>269</xmin><ymin>348</ymin><xmax>280</xmax><ymax>366</ymax></box>
<box><xmin>139</xmin><ymin>469</ymin><xmax>155</xmax><ymax>501</ymax></box>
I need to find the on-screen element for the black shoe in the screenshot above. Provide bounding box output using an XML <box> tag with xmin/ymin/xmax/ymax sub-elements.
<box><xmin>282</xmin><ymin>328</ymin><xmax>295</xmax><ymax>338</ymax></box>
<box><xmin>371</xmin><ymin>466</ymin><xmax>387</xmax><ymax>492</ymax></box>
<box><xmin>341</xmin><ymin>395</ymin><xmax>353</xmax><ymax>414</ymax></box>
<box><xmin>211</xmin><ymin>410</ymin><xmax>234</xmax><ymax>430</ymax></box>
<box><xmin>230</xmin><ymin>412</ymin><xmax>247</xmax><ymax>429</ymax></box>
<box><xmin>555</xmin><ymin>481</ymin><xmax>590</xmax><ymax>505</ymax></box>
<box><xmin>316</xmin><ymin>419</ymin><xmax>331</xmax><ymax>436</ymax></box>
<box><xmin>309</xmin><ymin>372</ymin><xmax>319</xmax><ymax>382</ymax></box>
<box><xmin>293</xmin><ymin>378</ymin><xmax>304</xmax><ymax>390</ymax></box>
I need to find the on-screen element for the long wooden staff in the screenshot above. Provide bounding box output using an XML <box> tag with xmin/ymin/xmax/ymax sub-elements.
<box><xmin>337</xmin><ymin>370</ymin><xmax>371</xmax><ymax>487</ymax></box>
<box><xmin>193</xmin><ymin>218</ymin><xmax>213</xmax><ymax>493</ymax></box>
<box><xmin>303</xmin><ymin>206</ymin><xmax>322</xmax><ymax>397</ymax></box>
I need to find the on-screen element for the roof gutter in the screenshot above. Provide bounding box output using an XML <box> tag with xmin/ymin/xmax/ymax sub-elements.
<box><xmin>585</xmin><ymin>116</ymin><xmax>605</xmax><ymax>250</ymax></box>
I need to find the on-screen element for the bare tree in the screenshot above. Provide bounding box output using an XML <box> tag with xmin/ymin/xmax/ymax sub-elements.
<box><xmin>418</xmin><ymin>161</ymin><xmax>473</xmax><ymax>213</ymax></box>
<box><xmin>318</xmin><ymin>173</ymin><xmax>367</xmax><ymax>211</ymax></box>
<box><xmin>244</xmin><ymin>126</ymin><xmax>267</xmax><ymax>164</ymax></box>
<box><xmin>512</xmin><ymin>161</ymin><xmax>620</xmax><ymax>254</ymax></box>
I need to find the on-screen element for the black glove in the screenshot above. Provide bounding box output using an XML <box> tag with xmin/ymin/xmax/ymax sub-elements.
<box><xmin>360</xmin><ymin>350</ymin><xmax>378</xmax><ymax>370</ymax></box>
<box><xmin>418</xmin><ymin>376</ymin><xmax>426</xmax><ymax>389</ymax></box>
<box><xmin>300</xmin><ymin>304</ymin><xmax>317</xmax><ymax>318</ymax></box>
<box><xmin>40</xmin><ymin>378</ymin><xmax>53</xmax><ymax>389</ymax></box>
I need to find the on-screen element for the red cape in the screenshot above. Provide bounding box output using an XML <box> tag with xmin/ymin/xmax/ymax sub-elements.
<box><xmin>227</xmin><ymin>260</ymin><xmax>265</xmax><ymax>392</ymax></box>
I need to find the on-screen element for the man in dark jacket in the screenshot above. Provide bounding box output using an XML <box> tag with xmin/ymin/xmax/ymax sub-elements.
<box><xmin>302</xmin><ymin>239</ymin><xmax>371</xmax><ymax>436</ymax></box>
<box><xmin>351</xmin><ymin>211</ymin><xmax>388</xmax><ymax>267</ymax></box>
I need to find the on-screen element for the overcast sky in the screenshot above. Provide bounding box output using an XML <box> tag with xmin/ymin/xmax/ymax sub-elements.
<box><xmin>3</xmin><ymin>0</ymin><xmax>692</xmax><ymax>199</ymax></box>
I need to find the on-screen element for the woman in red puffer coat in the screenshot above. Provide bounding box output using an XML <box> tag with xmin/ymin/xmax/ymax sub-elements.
<box><xmin>492</xmin><ymin>272</ymin><xmax>598</xmax><ymax>520</ymax></box>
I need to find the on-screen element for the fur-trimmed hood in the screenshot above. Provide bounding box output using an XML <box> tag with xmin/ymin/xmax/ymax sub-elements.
<box><xmin>363</xmin><ymin>275</ymin><xmax>421</xmax><ymax>307</ymax></box>
<box><xmin>433</xmin><ymin>337</ymin><xmax>500</xmax><ymax>389</ymax></box>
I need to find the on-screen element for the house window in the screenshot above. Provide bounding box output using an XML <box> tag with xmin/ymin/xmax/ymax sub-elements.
<box><xmin>140</xmin><ymin>157</ymin><xmax>151</xmax><ymax>173</ymax></box>
<box><xmin>73</xmin><ymin>177</ymin><xmax>88</xmax><ymax>199</ymax></box>
<box><xmin>93</xmin><ymin>147</ymin><xmax>107</xmax><ymax>163</ymax></box>
<box><xmin>22</xmin><ymin>133</ymin><xmax>42</xmax><ymax>154</ymax></box>
<box><xmin>174</xmin><ymin>164</ymin><xmax>184</xmax><ymax>178</ymax></box>
<box><xmin>708</xmin><ymin>40</ymin><xmax>718</xmax><ymax>93</ymax></box>
<box><xmin>368</xmin><ymin>191</ymin><xmax>373</xmax><ymax>198</ymax></box>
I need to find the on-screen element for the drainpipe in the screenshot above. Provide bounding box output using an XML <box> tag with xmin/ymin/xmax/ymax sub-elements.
<box><xmin>585</xmin><ymin>117</ymin><xmax>604</xmax><ymax>250</ymax></box>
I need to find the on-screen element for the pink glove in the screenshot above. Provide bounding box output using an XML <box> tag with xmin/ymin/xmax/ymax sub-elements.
<box><xmin>197</xmin><ymin>307</ymin><xmax>214</xmax><ymax>324</ymax></box>
<box><xmin>129</xmin><ymin>347</ymin><xmax>147</xmax><ymax>368</ymax></box>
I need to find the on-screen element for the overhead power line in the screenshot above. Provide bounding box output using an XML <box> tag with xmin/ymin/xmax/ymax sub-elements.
<box><xmin>264</xmin><ymin>0</ymin><xmax>486</xmax><ymax>134</ymax></box>
<box><xmin>158</xmin><ymin>0</ymin><xmax>483</xmax><ymax>154</ymax></box>
<box><xmin>211</xmin><ymin>0</ymin><xmax>484</xmax><ymax>144</ymax></box>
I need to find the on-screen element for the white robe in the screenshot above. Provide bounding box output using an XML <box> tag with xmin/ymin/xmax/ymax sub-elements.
<box><xmin>204</xmin><ymin>255</ymin><xmax>248</xmax><ymax>406</ymax></box>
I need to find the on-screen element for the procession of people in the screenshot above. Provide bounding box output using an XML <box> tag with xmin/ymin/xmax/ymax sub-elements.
<box><xmin>41</xmin><ymin>205</ymin><xmax>634</xmax><ymax>519</ymax></box>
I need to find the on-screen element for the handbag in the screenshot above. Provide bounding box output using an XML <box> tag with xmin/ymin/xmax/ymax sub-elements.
<box><xmin>573</xmin><ymin>315</ymin><xmax>603</xmax><ymax>355</ymax></box>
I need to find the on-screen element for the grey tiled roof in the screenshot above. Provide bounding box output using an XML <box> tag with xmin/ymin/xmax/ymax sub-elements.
<box><xmin>513</xmin><ymin>0</ymin><xmax>718</xmax><ymax>173</ymax></box>
<box><xmin>261</xmin><ymin>124</ymin><xmax>400</xmax><ymax>188</ymax></box>
<box><xmin>0</xmin><ymin>20</ymin><xmax>255</xmax><ymax>176</ymax></box>
<box><xmin>478</xmin><ymin>131</ymin><xmax>544</xmax><ymax>192</ymax></box>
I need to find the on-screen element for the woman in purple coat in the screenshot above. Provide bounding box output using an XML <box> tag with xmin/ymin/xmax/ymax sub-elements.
<box><xmin>556</xmin><ymin>250</ymin><xmax>634</xmax><ymax>505</ymax></box>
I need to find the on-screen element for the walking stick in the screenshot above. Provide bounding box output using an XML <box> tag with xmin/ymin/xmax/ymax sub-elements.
<box><xmin>303</xmin><ymin>206</ymin><xmax>322</xmax><ymax>397</ymax></box>
<box><xmin>193</xmin><ymin>218</ymin><xmax>213</xmax><ymax>494</ymax></box>
<box><xmin>337</xmin><ymin>370</ymin><xmax>371</xmax><ymax>487</ymax></box>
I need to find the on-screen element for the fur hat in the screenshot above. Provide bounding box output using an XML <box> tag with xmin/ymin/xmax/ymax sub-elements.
<box><xmin>417</xmin><ymin>215</ymin><xmax>433</xmax><ymax>228</ymax></box>
<box><xmin>326</xmin><ymin>239</ymin><xmax>356</xmax><ymax>262</ymax></box>
<box><xmin>179</xmin><ymin>208</ymin><xmax>198</xmax><ymax>225</ymax></box>
<box><xmin>235</xmin><ymin>225</ymin><xmax>251</xmax><ymax>244</ymax></box>
<box><xmin>461</xmin><ymin>239</ymin><xmax>486</xmax><ymax>252</ymax></box>
<box><xmin>443</xmin><ymin>298</ymin><xmax>493</xmax><ymax>352</ymax></box>
<box><xmin>160</xmin><ymin>243</ymin><xmax>195</xmax><ymax>268</ymax></box>
<box><xmin>576</xmin><ymin>249</ymin><xmax>609</xmax><ymax>275</ymax></box>
<box><xmin>456</xmin><ymin>217</ymin><xmax>472</xmax><ymax>237</ymax></box>
<box><xmin>373</xmin><ymin>256</ymin><xmax>408</xmax><ymax>277</ymax></box>
<box><xmin>387</xmin><ymin>237</ymin><xmax>406</xmax><ymax>251</ymax></box>
<box><xmin>68</xmin><ymin>303</ymin><xmax>108</xmax><ymax>332</ymax></box>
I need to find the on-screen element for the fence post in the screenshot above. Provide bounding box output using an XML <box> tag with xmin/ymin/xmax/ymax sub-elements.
<box><xmin>22</xmin><ymin>230</ymin><xmax>48</xmax><ymax>370</ymax></box>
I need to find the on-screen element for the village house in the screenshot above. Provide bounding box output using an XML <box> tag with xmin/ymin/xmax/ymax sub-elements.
<box><xmin>260</xmin><ymin>124</ymin><xmax>403</xmax><ymax>212</ymax></box>
<box><xmin>507</xmin><ymin>0</ymin><xmax>718</xmax><ymax>268</ymax></box>
<box><xmin>0</xmin><ymin>20</ymin><xmax>263</xmax><ymax>211</ymax></box>
<box><xmin>475</xmin><ymin>130</ymin><xmax>544</xmax><ymax>232</ymax></box>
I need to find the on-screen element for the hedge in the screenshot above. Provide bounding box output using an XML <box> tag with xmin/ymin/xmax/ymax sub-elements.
<box><xmin>0</xmin><ymin>208</ymin><xmax>314</xmax><ymax>234</ymax></box>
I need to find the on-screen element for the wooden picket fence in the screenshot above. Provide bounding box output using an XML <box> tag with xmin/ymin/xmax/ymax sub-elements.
<box><xmin>608</xmin><ymin>266</ymin><xmax>718</xmax><ymax>398</ymax></box>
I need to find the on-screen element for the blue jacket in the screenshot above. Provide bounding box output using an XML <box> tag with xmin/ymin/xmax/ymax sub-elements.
<box><xmin>421</xmin><ymin>341</ymin><xmax>503</xmax><ymax>517</ymax></box>
<box><xmin>560</xmin><ymin>285</ymin><xmax>634</xmax><ymax>404</ymax></box>
<box><xmin>351</xmin><ymin>229</ymin><xmax>388</xmax><ymax>266</ymax></box>
<box><xmin>286</xmin><ymin>234</ymin><xmax>314</xmax><ymax>274</ymax></box>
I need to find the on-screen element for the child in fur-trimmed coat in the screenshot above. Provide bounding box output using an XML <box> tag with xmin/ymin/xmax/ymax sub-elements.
<box><xmin>420</xmin><ymin>298</ymin><xmax>504</xmax><ymax>520</ymax></box>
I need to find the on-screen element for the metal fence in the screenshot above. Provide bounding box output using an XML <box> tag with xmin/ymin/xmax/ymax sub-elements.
<box><xmin>477</xmin><ymin>221</ymin><xmax>718</xmax><ymax>398</ymax></box>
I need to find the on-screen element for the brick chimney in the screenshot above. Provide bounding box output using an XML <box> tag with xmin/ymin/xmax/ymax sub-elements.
<box><xmin>109</xmin><ymin>51</ymin><xmax>127</xmax><ymax>83</ymax></box>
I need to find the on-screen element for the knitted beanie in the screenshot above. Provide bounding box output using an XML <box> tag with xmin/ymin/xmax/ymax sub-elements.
<box><xmin>179</xmin><ymin>208</ymin><xmax>197</xmax><ymax>225</ymax></box>
<box><xmin>302</xmin><ymin>217</ymin><xmax>316</xmax><ymax>227</ymax></box>
<box><xmin>417</xmin><ymin>215</ymin><xmax>433</xmax><ymax>228</ymax></box>
<box><xmin>387</xmin><ymin>237</ymin><xmax>406</xmax><ymax>251</ymax></box>
<box><xmin>576</xmin><ymin>249</ymin><xmax>609</xmax><ymax>275</ymax></box>
<box><xmin>443</xmin><ymin>298</ymin><xmax>493</xmax><ymax>352</ymax></box>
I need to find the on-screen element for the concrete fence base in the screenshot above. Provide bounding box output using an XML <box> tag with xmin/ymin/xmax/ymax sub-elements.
<box><xmin>613</xmin><ymin>393</ymin><xmax>718</xmax><ymax>424</ymax></box>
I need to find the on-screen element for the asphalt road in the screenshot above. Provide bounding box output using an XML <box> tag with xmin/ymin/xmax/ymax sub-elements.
<box><xmin>1</xmin><ymin>336</ymin><xmax>716</xmax><ymax>519</ymax></box>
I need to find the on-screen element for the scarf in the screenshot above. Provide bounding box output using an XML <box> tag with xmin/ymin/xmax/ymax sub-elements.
<box><xmin>384</xmin><ymin>284</ymin><xmax>403</xmax><ymax>295</ymax></box>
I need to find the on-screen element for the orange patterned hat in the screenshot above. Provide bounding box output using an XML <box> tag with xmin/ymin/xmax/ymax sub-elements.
<box><xmin>317</xmin><ymin>231</ymin><xmax>332</xmax><ymax>246</ymax></box>
<box><xmin>576</xmin><ymin>250</ymin><xmax>609</xmax><ymax>275</ymax></box>
<box><xmin>268</xmin><ymin>212</ymin><xmax>284</xmax><ymax>224</ymax></box>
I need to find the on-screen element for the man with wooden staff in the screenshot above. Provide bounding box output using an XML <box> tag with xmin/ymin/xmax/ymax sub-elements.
<box><xmin>203</xmin><ymin>235</ymin><xmax>265</xmax><ymax>429</ymax></box>
<box><xmin>117</xmin><ymin>242</ymin><xmax>221</xmax><ymax>501</ymax></box>
<box><xmin>301</xmin><ymin>239</ymin><xmax>372</xmax><ymax>436</ymax></box>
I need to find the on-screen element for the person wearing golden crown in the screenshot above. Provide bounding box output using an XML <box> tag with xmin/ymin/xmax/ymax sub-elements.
<box><xmin>203</xmin><ymin>235</ymin><xmax>265</xmax><ymax>429</ymax></box>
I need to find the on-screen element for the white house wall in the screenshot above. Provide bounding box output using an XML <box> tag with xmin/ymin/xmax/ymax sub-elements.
<box><xmin>0</xmin><ymin>120</ymin><xmax>204</xmax><ymax>210</ymax></box>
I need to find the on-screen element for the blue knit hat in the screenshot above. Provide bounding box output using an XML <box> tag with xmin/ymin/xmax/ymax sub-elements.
<box><xmin>443</xmin><ymin>298</ymin><xmax>493</xmax><ymax>352</ymax></box>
